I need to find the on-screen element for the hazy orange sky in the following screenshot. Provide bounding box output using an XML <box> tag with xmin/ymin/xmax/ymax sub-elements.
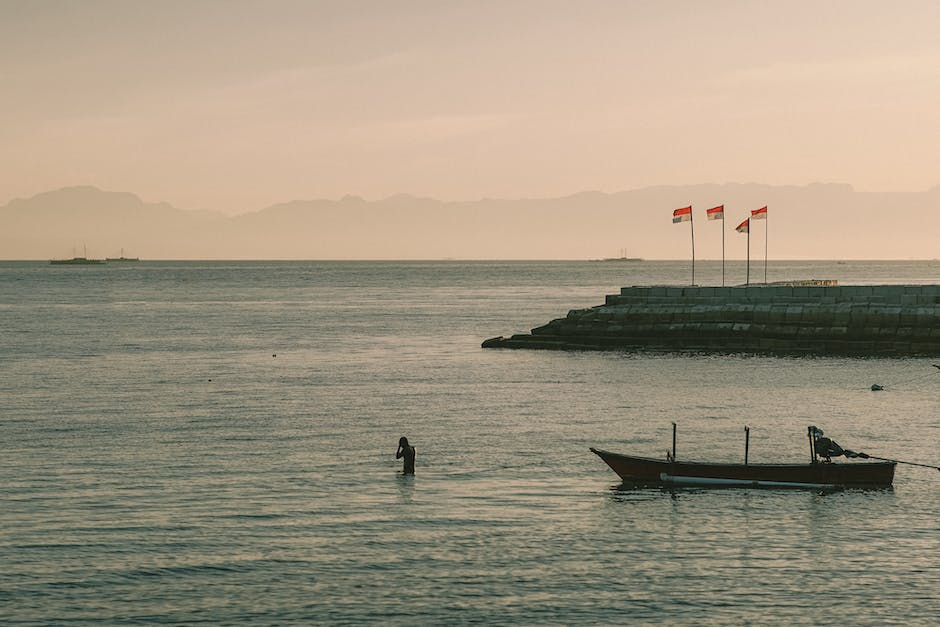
<box><xmin>4</xmin><ymin>0</ymin><xmax>940</xmax><ymax>215</ymax></box>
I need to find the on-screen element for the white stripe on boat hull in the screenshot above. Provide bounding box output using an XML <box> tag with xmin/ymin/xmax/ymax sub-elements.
<box><xmin>659</xmin><ymin>473</ymin><xmax>835</xmax><ymax>489</ymax></box>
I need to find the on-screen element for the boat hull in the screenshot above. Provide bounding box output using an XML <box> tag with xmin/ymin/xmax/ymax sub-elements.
<box><xmin>590</xmin><ymin>447</ymin><xmax>895</xmax><ymax>488</ymax></box>
<box><xmin>50</xmin><ymin>257</ymin><xmax>105</xmax><ymax>265</ymax></box>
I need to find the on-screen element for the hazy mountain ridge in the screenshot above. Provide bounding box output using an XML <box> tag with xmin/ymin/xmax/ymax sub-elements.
<box><xmin>1</xmin><ymin>184</ymin><xmax>937</xmax><ymax>259</ymax></box>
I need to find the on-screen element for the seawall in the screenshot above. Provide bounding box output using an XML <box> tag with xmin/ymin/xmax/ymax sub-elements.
<box><xmin>482</xmin><ymin>282</ymin><xmax>940</xmax><ymax>356</ymax></box>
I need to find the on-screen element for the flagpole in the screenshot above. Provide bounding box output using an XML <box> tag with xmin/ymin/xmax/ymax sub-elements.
<box><xmin>764</xmin><ymin>210</ymin><xmax>768</xmax><ymax>284</ymax></box>
<box><xmin>721</xmin><ymin>213</ymin><xmax>725</xmax><ymax>287</ymax></box>
<box><xmin>690</xmin><ymin>205</ymin><xmax>696</xmax><ymax>286</ymax></box>
<box><xmin>746</xmin><ymin>221</ymin><xmax>750</xmax><ymax>286</ymax></box>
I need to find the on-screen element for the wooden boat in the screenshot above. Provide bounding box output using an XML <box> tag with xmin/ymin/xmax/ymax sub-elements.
<box><xmin>591</xmin><ymin>448</ymin><xmax>895</xmax><ymax>488</ymax></box>
<box><xmin>591</xmin><ymin>425</ymin><xmax>896</xmax><ymax>488</ymax></box>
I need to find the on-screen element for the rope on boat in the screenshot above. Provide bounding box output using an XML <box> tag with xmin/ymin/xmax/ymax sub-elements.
<box><xmin>870</xmin><ymin>364</ymin><xmax>940</xmax><ymax>391</ymax></box>
<box><xmin>853</xmin><ymin>452</ymin><xmax>940</xmax><ymax>471</ymax></box>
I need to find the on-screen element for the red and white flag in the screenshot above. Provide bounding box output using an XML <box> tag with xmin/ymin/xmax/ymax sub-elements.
<box><xmin>706</xmin><ymin>205</ymin><xmax>724</xmax><ymax>221</ymax></box>
<box><xmin>751</xmin><ymin>206</ymin><xmax>768</xmax><ymax>220</ymax></box>
<box><xmin>672</xmin><ymin>206</ymin><xmax>692</xmax><ymax>223</ymax></box>
<box><xmin>736</xmin><ymin>218</ymin><xmax>749</xmax><ymax>233</ymax></box>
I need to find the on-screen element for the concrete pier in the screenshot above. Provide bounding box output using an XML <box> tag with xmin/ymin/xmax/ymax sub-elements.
<box><xmin>482</xmin><ymin>282</ymin><xmax>940</xmax><ymax>356</ymax></box>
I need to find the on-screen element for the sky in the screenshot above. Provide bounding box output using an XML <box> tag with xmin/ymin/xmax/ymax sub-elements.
<box><xmin>4</xmin><ymin>0</ymin><xmax>940</xmax><ymax>215</ymax></box>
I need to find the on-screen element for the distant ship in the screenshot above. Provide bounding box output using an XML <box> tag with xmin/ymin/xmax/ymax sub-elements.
<box><xmin>106</xmin><ymin>248</ymin><xmax>139</xmax><ymax>262</ymax></box>
<box><xmin>50</xmin><ymin>245</ymin><xmax>105</xmax><ymax>265</ymax></box>
<box><xmin>591</xmin><ymin>248</ymin><xmax>643</xmax><ymax>262</ymax></box>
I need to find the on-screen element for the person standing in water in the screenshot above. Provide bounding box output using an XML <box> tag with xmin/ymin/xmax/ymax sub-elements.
<box><xmin>396</xmin><ymin>436</ymin><xmax>415</xmax><ymax>474</ymax></box>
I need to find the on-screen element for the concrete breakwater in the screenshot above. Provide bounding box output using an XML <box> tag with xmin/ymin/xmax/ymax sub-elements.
<box><xmin>482</xmin><ymin>282</ymin><xmax>940</xmax><ymax>356</ymax></box>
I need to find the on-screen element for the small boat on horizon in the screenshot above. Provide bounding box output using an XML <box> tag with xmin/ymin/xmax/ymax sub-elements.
<box><xmin>106</xmin><ymin>248</ymin><xmax>139</xmax><ymax>262</ymax></box>
<box><xmin>50</xmin><ymin>245</ymin><xmax>105</xmax><ymax>265</ymax></box>
<box><xmin>590</xmin><ymin>248</ymin><xmax>643</xmax><ymax>262</ymax></box>
<box><xmin>592</xmin><ymin>425</ymin><xmax>899</xmax><ymax>489</ymax></box>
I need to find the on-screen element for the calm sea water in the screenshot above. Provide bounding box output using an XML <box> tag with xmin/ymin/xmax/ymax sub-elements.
<box><xmin>2</xmin><ymin>260</ymin><xmax>938</xmax><ymax>625</ymax></box>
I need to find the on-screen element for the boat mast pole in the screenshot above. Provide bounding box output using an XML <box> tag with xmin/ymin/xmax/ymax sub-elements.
<box><xmin>672</xmin><ymin>422</ymin><xmax>677</xmax><ymax>462</ymax></box>
<box><xmin>744</xmin><ymin>426</ymin><xmax>750</xmax><ymax>465</ymax></box>
<box><xmin>808</xmin><ymin>426</ymin><xmax>817</xmax><ymax>465</ymax></box>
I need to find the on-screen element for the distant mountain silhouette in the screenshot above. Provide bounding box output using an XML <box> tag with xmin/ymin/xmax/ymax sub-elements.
<box><xmin>1</xmin><ymin>184</ymin><xmax>938</xmax><ymax>259</ymax></box>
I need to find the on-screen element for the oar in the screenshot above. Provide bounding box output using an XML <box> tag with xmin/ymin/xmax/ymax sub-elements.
<box><xmin>853</xmin><ymin>452</ymin><xmax>940</xmax><ymax>471</ymax></box>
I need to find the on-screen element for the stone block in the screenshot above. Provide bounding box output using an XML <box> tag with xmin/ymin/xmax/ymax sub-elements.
<box><xmin>879</xmin><ymin>286</ymin><xmax>906</xmax><ymax>302</ymax></box>
<box><xmin>697</xmin><ymin>321</ymin><xmax>718</xmax><ymax>335</ymax></box>
<box><xmin>915</xmin><ymin>307</ymin><xmax>940</xmax><ymax>325</ymax></box>
<box><xmin>689</xmin><ymin>305</ymin><xmax>710</xmax><ymax>323</ymax></box>
<box><xmin>892</xmin><ymin>342</ymin><xmax>912</xmax><ymax>354</ymax></box>
<box><xmin>849</xmin><ymin>340</ymin><xmax>876</xmax><ymax>353</ymax></box>
<box><xmin>753</xmin><ymin>304</ymin><xmax>772</xmax><ymax>323</ymax></box>
<box><xmin>654</xmin><ymin>310</ymin><xmax>675</xmax><ymax>323</ymax></box>
<box><xmin>671</xmin><ymin>307</ymin><xmax>691</xmax><ymax>324</ymax></box>
<box><xmin>832</xmin><ymin>310</ymin><xmax>851</xmax><ymax>326</ymax></box>
<box><xmin>758</xmin><ymin>337</ymin><xmax>781</xmax><ymax>350</ymax></box>
<box><xmin>848</xmin><ymin>305</ymin><xmax>869</xmax><ymax>322</ymax></box>
<box><xmin>716</xmin><ymin>322</ymin><xmax>735</xmax><ymax>334</ymax></box>
<box><xmin>798</xmin><ymin>307</ymin><xmax>819</xmax><ymax>325</ymax></box>
<box><xmin>736</xmin><ymin>306</ymin><xmax>756</xmax><ymax>322</ymax></box>
<box><xmin>899</xmin><ymin>309</ymin><xmax>919</xmax><ymax>325</ymax></box>
<box><xmin>883</xmin><ymin>305</ymin><xmax>902</xmax><ymax>323</ymax></box>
